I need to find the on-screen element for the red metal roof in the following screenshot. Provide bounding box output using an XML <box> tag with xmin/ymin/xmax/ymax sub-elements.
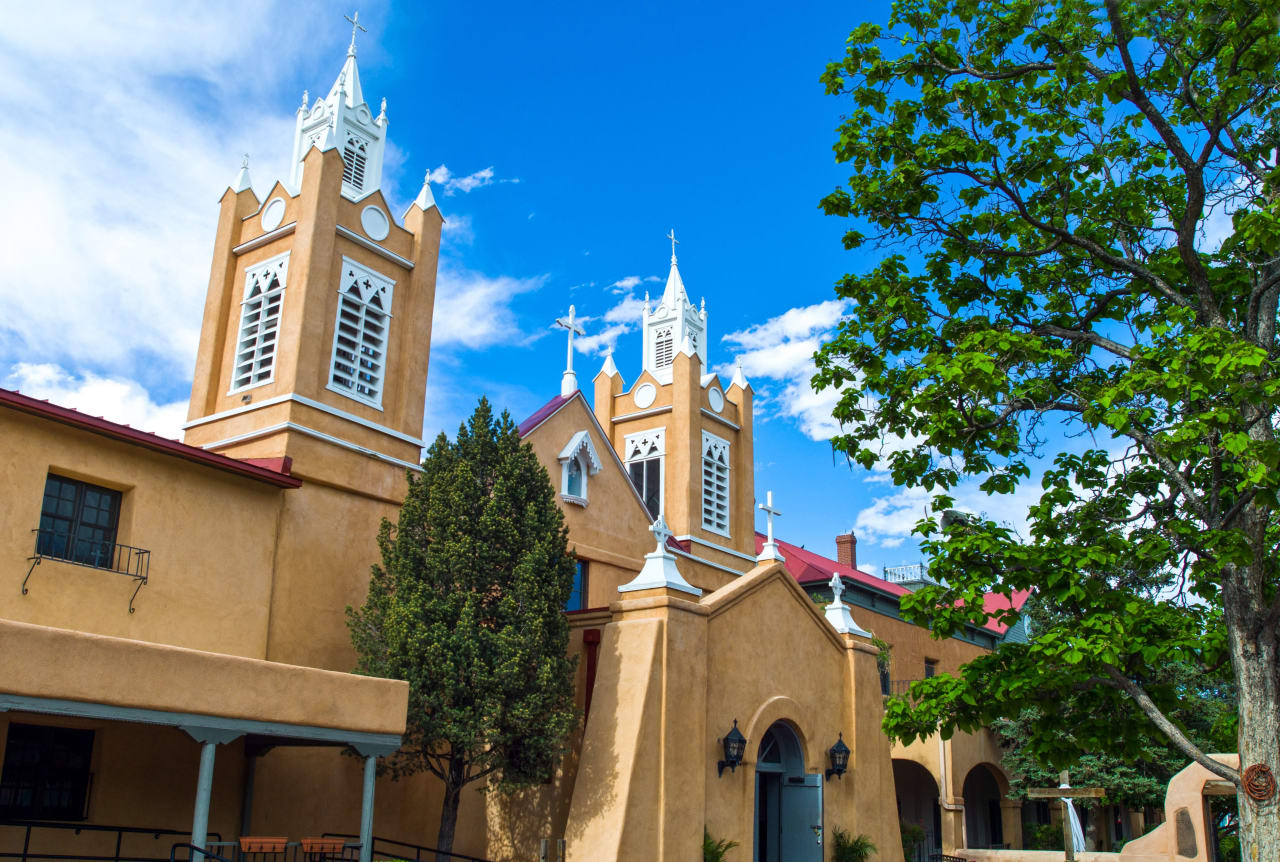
<box><xmin>517</xmin><ymin>393</ymin><xmax>574</xmax><ymax>437</ymax></box>
<box><xmin>756</xmin><ymin>531</ymin><xmax>1028</xmax><ymax>636</ymax></box>
<box><xmin>0</xmin><ymin>388</ymin><xmax>302</xmax><ymax>489</ymax></box>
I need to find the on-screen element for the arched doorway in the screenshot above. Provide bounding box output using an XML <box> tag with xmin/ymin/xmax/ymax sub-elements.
<box><xmin>753</xmin><ymin>722</ymin><xmax>821</xmax><ymax>862</ymax></box>
<box><xmin>893</xmin><ymin>759</ymin><xmax>942</xmax><ymax>862</ymax></box>
<box><xmin>962</xmin><ymin>763</ymin><xmax>1006</xmax><ymax>849</ymax></box>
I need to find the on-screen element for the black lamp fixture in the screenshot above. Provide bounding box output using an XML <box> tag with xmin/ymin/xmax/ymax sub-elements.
<box><xmin>717</xmin><ymin>719</ymin><xmax>747</xmax><ymax>777</ymax></box>
<box><xmin>826</xmin><ymin>732</ymin><xmax>850</xmax><ymax>781</ymax></box>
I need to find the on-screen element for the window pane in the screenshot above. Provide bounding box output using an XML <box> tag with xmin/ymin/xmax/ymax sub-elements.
<box><xmin>566</xmin><ymin>560</ymin><xmax>587</xmax><ymax>611</ymax></box>
<box><xmin>0</xmin><ymin>723</ymin><xmax>94</xmax><ymax>820</ymax></box>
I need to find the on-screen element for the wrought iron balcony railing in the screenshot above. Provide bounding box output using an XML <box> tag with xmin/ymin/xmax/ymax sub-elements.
<box><xmin>25</xmin><ymin>528</ymin><xmax>150</xmax><ymax>613</ymax></box>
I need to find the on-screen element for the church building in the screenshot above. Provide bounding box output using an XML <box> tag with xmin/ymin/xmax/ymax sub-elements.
<box><xmin>1</xmin><ymin>31</ymin><xmax>1035</xmax><ymax>862</ymax></box>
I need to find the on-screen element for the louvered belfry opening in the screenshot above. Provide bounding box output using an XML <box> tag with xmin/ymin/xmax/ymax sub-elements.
<box><xmin>701</xmin><ymin>431</ymin><xmax>730</xmax><ymax>535</ymax></box>
<box><xmin>342</xmin><ymin>136</ymin><xmax>368</xmax><ymax>191</ymax></box>
<box><xmin>232</xmin><ymin>254</ymin><xmax>289</xmax><ymax>391</ymax></box>
<box><xmin>654</xmin><ymin>327</ymin><xmax>674</xmax><ymax>369</ymax></box>
<box><xmin>329</xmin><ymin>259</ymin><xmax>394</xmax><ymax>406</ymax></box>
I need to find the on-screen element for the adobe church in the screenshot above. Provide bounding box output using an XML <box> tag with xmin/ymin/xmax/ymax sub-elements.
<box><xmin>0</xmin><ymin>32</ymin><xmax>1057</xmax><ymax>862</ymax></box>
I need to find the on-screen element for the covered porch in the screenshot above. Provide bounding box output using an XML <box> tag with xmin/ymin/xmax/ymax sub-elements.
<box><xmin>0</xmin><ymin>619</ymin><xmax>406</xmax><ymax>862</ymax></box>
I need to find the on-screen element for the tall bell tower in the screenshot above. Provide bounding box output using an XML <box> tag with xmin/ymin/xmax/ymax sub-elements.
<box><xmin>182</xmin><ymin>25</ymin><xmax>443</xmax><ymax>499</ymax></box>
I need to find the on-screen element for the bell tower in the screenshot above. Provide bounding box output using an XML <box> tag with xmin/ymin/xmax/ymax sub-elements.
<box><xmin>182</xmin><ymin>28</ymin><xmax>443</xmax><ymax>499</ymax></box>
<box><xmin>594</xmin><ymin>237</ymin><xmax>756</xmax><ymax>570</ymax></box>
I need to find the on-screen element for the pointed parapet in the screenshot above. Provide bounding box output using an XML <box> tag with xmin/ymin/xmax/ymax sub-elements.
<box><xmin>403</xmin><ymin>169</ymin><xmax>439</xmax><ymax>219</ymax></box>
<box><xmin>619</xmin><ymin>516</ymin><xmax>701</xmax><ymax>597</ymax></box>
<box><xmin>593</xmin><ymin>349</ymin><xmax>622</xmax><ymax>431</ymax></box>
<box><xmin>230</xmin><ymin>154</ymin><xmax>253</xmax><ymax>194</ymax></box>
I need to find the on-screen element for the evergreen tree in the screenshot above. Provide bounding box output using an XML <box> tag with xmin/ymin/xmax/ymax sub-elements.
<box><xmin>347</xmin><ymin>398</ymin><xmax>578</xmax><ymax>860</ymax></box>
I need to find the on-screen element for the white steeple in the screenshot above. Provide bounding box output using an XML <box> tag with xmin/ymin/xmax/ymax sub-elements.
<box><xmin>289</xmin><ymin>13</ymin><xmax>388</xmax><ymax>200</ymax></box>
<box><xmin>642</xmin><ymin>230</ymin><xmax>707</xmax><ymax>383</ymax></box>
<box><xmin>230</xmin><ymin>154</ymin><xmax>252</xmax><ymax>193</ymax></box>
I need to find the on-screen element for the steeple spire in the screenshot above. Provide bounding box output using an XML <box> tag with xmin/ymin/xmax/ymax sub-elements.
<box><xmin>642</xmin><ymin>229</ymin><xmax>706</xmax><ymax>382</ymax></box>
<box><xmin>345</xmin><ymin>11</ymin><xmax>367</xmax><ymax>56</ymax></box>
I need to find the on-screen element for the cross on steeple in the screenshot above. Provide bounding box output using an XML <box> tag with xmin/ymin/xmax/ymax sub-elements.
<box><xmin>757</xmin><ymin>491</ymin><xmax>786</xmax><ymax>562</ymax></box>
<box><xmin>666</xmin><ymin>228</ymin><xmax>679</xmax><ymax>263</ymax></box>
<box><xmin>345</xmin><ymin>11</ymin><xmax>367</xmax><ymax>55</ymax></box>
<box><xmin>555</xmin><ymin>305</ymin><xmax>586</xmax><ymax>397</ymax></box>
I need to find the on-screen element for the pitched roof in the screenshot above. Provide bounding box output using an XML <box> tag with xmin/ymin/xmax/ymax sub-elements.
<box><xmin>0</xmin><ymin>388</ymin><xmax>301</xmax><ymax>489</ymax></box>
<box><xmin>756</xmin><ymin>531</ymin><xmax>1029</xmax><ymax>637</ymax></box>
<box><xmin>517</xmin><ymin>393</ymin><xmax>574</xmax><ymax>436</ymax></box>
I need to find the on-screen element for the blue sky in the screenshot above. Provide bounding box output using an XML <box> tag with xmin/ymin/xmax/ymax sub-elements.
<box><xmin>0</xmin><ymin>0</ymin><xmax>1038</xmax><ymax>571</ymax></box>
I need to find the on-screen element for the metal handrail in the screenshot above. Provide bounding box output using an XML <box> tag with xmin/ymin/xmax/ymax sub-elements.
<box><xmin>0</xmin><ymin>819</ymin><xmax>221</xmax><ymax>862</ymax></box>
<box><xmin>25</xmin><ymin>528</ymin><xmax>150</xmax><ymax>612</ymax></box>
<box><xmin>168</xmin><ymin>844</ymin><xmax>235</xmax><ymax>862</ymax></box>
<box><xmin>321</xmin><ymin>833</ymin><xmax>494</xmax><ymax>862</ymax></box>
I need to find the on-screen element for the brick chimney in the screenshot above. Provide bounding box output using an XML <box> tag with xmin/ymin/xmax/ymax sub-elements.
<box><xmin>835</xmin><ymin>532</ymin><xmax>857</xmax><ymax>569</ymax></box>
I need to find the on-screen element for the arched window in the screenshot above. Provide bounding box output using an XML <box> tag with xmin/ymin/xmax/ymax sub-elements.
<box><xmin>342</xmin><ymin>135</ymin><xmax>369</xmax><ymax>191</ymax></box>
<box><xmin>558</xmin><ymin>430</ymin><xmax>601</xmax><ymax>506</ymax></box>
<box><xmin>231</xmin><ymin>253</ymin><xmax>289</xmax><ymax>392</ymax></box>
<box><xmin>329</xmin><ymin>258</ymin><xmax>395</xmax><ymax>407</ymax></box>
<box><xmin>565</xmin><ymin>457</ymin><xmax>583</xmax><ymax>498</ymax></box>
<box><xmin>625</xmin><ymin>429</ymin><xmax>665</xmax><ymax>519</ymax></box>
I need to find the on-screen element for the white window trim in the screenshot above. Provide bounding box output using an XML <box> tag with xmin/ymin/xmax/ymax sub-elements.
<box><xmin>327</xmin><ymin>256</ymin><xmax>395</xmax><ymax>410</ymax></box>
<box><xmin>558</xmin><ymin>430</ymin><xmax>602</xmax><ymax>507</ymax></box>
<box><xmin>624</xmin><ymin>427</ymin><xmax>665</xmax><ymax>518</ymax></box>
<box><xmin>701</xmin><ymin>429</ymin><xmax>731</xmax><ymax>538</ymax></box>
<box><xmin>228</xmin><ymin>251</ymin><xmax>290</xmax><ymax>396</ymax></box>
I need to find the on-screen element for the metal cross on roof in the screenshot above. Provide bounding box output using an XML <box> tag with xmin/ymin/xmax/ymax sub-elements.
<box><xmin>555</xmin><ymin>304</ymin><xmax>585</xmax><ymax>375</ymax></box>
<box><xmin>666</xmin><ymin>228</ymin><xmax>679</xmax><ymax>262</ymax></box>
<box><xmin>345</xmin><ymin>11</ymin><xmax>367</xmax><ymax>54</ymax></box>
<box><xmin>759</xmin><ymin>490</ymin><xmax>782</xmax><ymax>544</ymax></box>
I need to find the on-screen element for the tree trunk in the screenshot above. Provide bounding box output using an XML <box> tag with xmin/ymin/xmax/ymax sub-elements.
<box><xmin>1227</xmin><ymin>572</ymin><xmax>1280</xmax><ymax>862</ymax></box>
<box><xmin>435</xmin><ymin>755</ymin><xmax>465</xmax><ymax>862</ymax></box>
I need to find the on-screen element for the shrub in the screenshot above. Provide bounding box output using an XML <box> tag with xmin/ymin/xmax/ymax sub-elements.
<box><xmin>703</xmin><ymin>828</ymin><xmax>739</xmax><ymax>862</ymax></box>
<box><xmin>832</xmin><ymin>828</ymin><xmax>876</xmax><ymax>862</ymax></box>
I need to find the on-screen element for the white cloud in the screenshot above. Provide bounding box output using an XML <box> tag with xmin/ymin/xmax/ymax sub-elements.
<box><xmin>720</xmin><ymin>300</ymin><xmax>850</xmax><ymax>440</ymax></box>
<box><xmin>0</xmin><ymin>0</ymin><xmax>381</xmax><ymax>382</ymax></box>
<box><xmin>566</xmin><ymin>279</ymin><xmax>657</xmax><ymax>357</ymax></box>
<box><xmin>431</xmin><ymin>265</ymin><xmax>547</xmax><ymax>349</ymax></box>
<box><xmin>4</xmin><ymin>363</ymin><xmax>187</xmax><ymax>440</ymax></box>
<box><xmin>428</xmin><ymin>164</ymin><xmax>518</xmax><ymax>196</ymax></box>
<box><xmin>441</xmin><ymin>213</ymin><xmax>475</xmax><ymax>245</ymax></box>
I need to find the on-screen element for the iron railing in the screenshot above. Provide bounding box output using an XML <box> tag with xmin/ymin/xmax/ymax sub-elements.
<box><xmin>322</xmin><ymin>833</ymin><xmax>495</xmax><ymax>862</ymax></box>
<box><xmin>0</xmin><ymin>819</ymin><xmax>220</xmax><ymax>862</ymax></box>
<box><xmin>889</xmin><ymin>678</ymin><xmax>923</xmax><ymax>697</ymax></box>
<box><xmin>881</xmin><ymin>563</ymin><xmax>939</xmax><ymax>585</ymax></box>
<box><xmin>928</xmin><ymin>855</ymin><xmax>973</xmax><ymax>862</ymax></box>
<box><xmin>196</xmin><ymin>841</ymin><xmax>358</xmax><ymax>862</ymax></box>
<box><xmin>168</xmin><ymin>845</ymin><xmax>234</xmax><ymax>862</ymax></box>
<box><xmin>25</xmin><ymin>528</ymin><xmax>150</xmax><ymax>613</ymax></box>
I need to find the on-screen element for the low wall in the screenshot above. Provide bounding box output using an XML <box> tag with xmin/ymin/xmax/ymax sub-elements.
<box><xmin>963</xmin><ymin>851</ymin><xmax>1121</xmax><ymax>862</ymax></box>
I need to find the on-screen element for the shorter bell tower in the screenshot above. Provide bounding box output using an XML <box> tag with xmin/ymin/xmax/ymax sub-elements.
<box><xmin>595</xmin><ymin>237</ymin><xmax>755</xmax><ymax>571</ymax></box>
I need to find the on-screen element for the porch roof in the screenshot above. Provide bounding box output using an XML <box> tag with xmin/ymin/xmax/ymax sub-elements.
<box><xmin>0</xmin><ymin>618</ymin><xmax>406</xmax><ymax>754</ymax></box>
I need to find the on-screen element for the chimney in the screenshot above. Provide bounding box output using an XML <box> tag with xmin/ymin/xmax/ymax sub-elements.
<box><xmin>835</xmin><ymin>532</ymin><xmax>857</xmax><ymax>569</ymax></box>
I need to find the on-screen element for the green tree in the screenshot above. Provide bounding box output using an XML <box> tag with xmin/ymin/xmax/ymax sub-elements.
<box><xmin>347</xmin><ymin>398</ymin><xmax>578</xmax><ymax>860</ymax></box>
<box><xmin>813</xmin><ymin>0</ymin><xmax>1280</xmax><ymax>855</ymax></box>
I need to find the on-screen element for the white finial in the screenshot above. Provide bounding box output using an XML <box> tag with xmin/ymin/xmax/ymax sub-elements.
<box><xmin>231</xmin><ymin>154</ymin><xmax>252</xmax><ymax>193</ymax></box>
<box><xmin>599</xmin><ymin>348</ymin><xmax>619</xmax><ymax>378</ymax></box>
<box><xmin>828</xmin><ymin>571</ymin><xmax>844</xmax><ymax>604</ymax></box>
<box><xmin>757</xmin><ymin>491</ymin><xmax>785</xmax><ymax>562</ymax></box>
<box><xmin>299</xmin><ymin>90</ymin><xmax>309</xmax><ymax>112</ymax></box>
<box><xmin>345</xmin><ymin>11</ymin><xmax>367</xmax><ymax>55</ymax></box>
<box><xmin>411</xmin><ymin>168</ymin><xmax>437</xmax><ymax>212</ymax></box>
<box><xmin>666</xmin><ymin>228</ymin><xmax>679</xmax><ymax>263</ymax></box>
<box><xmin>643</xmin><ymin>291</ymin><xmax>651</xmax><ymax>314</ymax></box>
<box><xmin>730</xmin><ymin>358</ymin><xmax>749</xmax><ymax>390</ymax></box>
<box><xmin>555</xmin><ymin>305</ymin><xmax>586</xmax><ymax>397</ymax></box>
<box><xmin>241</xmin><ymin>153</ymin><xmax>250</xmax><ymax>170</ymax></box>
<box><xmin>378</xmin><ymin>96</ymin><xmax>387</xmax><ymax>121</ymax></box>
<box><xmin>618</xmin><ymin>515</ymin><xmax>701</xmax><ymax>596</ymax></box>
<box><xmin>824</xmin><ymin>572</ymin><xmax>871</xmax><ymax>637</ymax></box>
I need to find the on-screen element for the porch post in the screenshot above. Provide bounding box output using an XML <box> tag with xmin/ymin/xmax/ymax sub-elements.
<box><xmin>359</xmin><ymin>754</ymin><xmax>376</xmax><ymax>862</ymax></box>
<box><xmin>191</xmin><ymin>741</ymin><xmax>217</xmax><ymax>855</ymax></box>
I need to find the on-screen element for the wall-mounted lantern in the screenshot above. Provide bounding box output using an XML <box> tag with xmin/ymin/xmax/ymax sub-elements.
<box><xmin>718</xmin><ymin>719</ymin><xmax>747</xmax><ymax>777</ymax></box>
<box><xmin>825</xmin><ymin>733</ymin><xmax>850</xmax><ymax>780</ymax></box>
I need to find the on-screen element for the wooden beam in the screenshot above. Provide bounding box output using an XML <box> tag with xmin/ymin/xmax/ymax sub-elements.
<box><xmin>1204</xmin><ymin>780</ymin><xmax>1237</xmax><ymax>797</ymax></box>
<box><xmin>1027</xmin><ymin>788</ymin><xmax>1106</xmax><ymax>799</ymax></box>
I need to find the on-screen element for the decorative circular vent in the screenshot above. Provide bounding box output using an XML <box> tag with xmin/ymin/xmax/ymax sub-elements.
<box><xmin>260</xmin><ymin>197</ymin><xmax>286</xmax><ymax>232</ymax></box>
<box><xmin>360</xmin><ymin>205</ymin><xmax>390</xmax><ymax>241</ymax></box>
<box><xmin>708</xmin><ymin>388</ymin><xmax>725</xmax><ymax>413</ymax></box>
<box><xmin>634</xmin><ymin>383</ymin><xmax>657</xmax><ymax>409</ymax></box>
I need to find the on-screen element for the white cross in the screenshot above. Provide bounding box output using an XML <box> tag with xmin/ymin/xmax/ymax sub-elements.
<box><xmin>828</xmin><ymin>571</ymin><xmax>844</xmax><ymax>604</ymax></box>
<box><xmin>649</xmin><ymin>514</ymin><xmax>673</xmax><ymax>553</ymax></box>
<box><xmin>666</xmin><ymin>228</ymin><xmax>679</xmax><ymax>262</ymax></box>
<box><xmin>759</xmin><ymin>490</ymin><xmax>782</xmax><ymax>545</ymax></box>
<box><xmin>345</xmin><ymin>11</ymin><xmax>367</xmax><ymax>53</ymax></box>
<box><xmin>555</xmin><ymin>305</ymin><xmax>585</xmax><ymax>375</ymax></box>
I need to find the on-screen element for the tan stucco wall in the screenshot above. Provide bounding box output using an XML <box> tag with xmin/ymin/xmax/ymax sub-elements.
<box><xmin>1</xmin><ymin>409</ymin><xmax>282</xmax><ymax>657</ymax></box>
<box><xmin>0</xmin><ymin>618</ymin><xmax>407</xmax><ymax>735</ymax></box>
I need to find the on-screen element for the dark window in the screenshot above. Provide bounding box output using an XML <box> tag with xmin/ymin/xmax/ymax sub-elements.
<box><xmin>0</xmin><ymin>723</ymin><xmax>94</xmax><ymax>820</ymax></box>
<box><xmin>924</xmin><ymin>659</ymin><xmax>938</xmax><ymax>678</ymax></box>
<box><xmin>628</xmin><ymin>458</ymin><xmax>661</xmax><ymax>519</ymax></box>
<box><xmin>879</xmin><ymin>665</ymin><xmax>891</xmax><ymax>696</ymax></box>
<box><xmin>566</xmin><ymin>560</ymin><xmax>588</xmax><ymax>611</ymax></box>
<box><xmin>38</xmin><ymin>474</ymin><xmax>122</xmax><ymax>569</ymax></box>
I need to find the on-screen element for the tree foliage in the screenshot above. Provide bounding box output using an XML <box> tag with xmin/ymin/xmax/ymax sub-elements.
<box><xmin>814</xmin><ymin>0</ymin><xmax>1280</xmax><ymax>852</ymax></box>
<box><xmin>347</xmin><ymin>398</ymin><xmax>578</xmax><ymax>856</ymax></box>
